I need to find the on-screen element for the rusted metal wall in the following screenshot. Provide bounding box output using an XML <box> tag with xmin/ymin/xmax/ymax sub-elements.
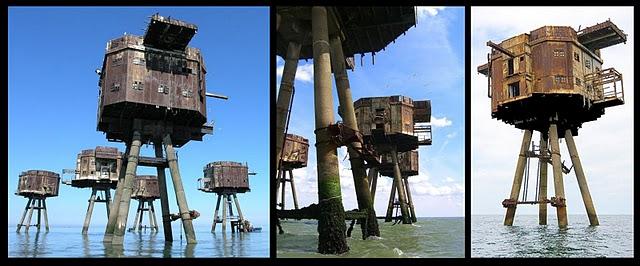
<box><xmin>203</xmin><ymin>161</ymin><xmax>250</xmax><ymax>191</ymax></box>
<box><xmin>281</xmin><ymin>133</ymin><xmax>309</xmax><ymax>169</ymax></box>
<box><xmin>354</xmin><ymin>95</ymin><xmax>416</xmax><ymax>137</ymax></box>
<box><xmin>488</xmin><ymin>26</ymin><xmax>607</xmax><ymax>113</ymax></box>
<box><xmin>16</xmin><ymin>170</ymin><xmax>60</xmax><ymax>197</ymax></box>
<box><xmin>75</xmin><ymin>146</ymin><xmax>121</xmax><ymax>182</ymax></box>
<box><xmin>131</xmin><ymin>175</ymin><xmax>160</xmax><ymax>199</ymax></box>
<box><xmin>379</xmin><ymin>150</ymin><xmax>419</xmax><ymax>177</ymax></box>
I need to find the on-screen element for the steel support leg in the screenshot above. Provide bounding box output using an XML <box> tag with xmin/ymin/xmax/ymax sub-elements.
<box><xmin>504</xmin><ymin>130</ymin><xmax>532</xmax><ymax>226</ymax></box>
<box><xmin>403</xmin><ymin>177</ymin><xmax>417</xmax><ymax>223</ymax></box>
<box><xmin>42</xmin><ymin>199</ymin><xmax>49</xmax><ymax>232</ymax></box>
<box><xmin>369</xmin><ymin>167</ymin><xmax>379</xmax><ymax>202</ymax></box>
<box><xmin>222</xmin><ymin>195</ymin><xmax>228</xmax><ymax>233</ymax></box>
<box><xmin>385</xmin><ymin>178</ymin><xmax>397</xmax><ymax>222</ymax></box>
<box><xmin>112</xmin><ymin>129</ymin><xmax>142</xmax><ymax>245</ymax></box>
<box><xmin>233</xmin><ymin>194</ymin><xmax>246</xmax><ymax>232</ymax></box>
<box><xmin>564</xmin><ymin>129</ymin><xmax>599</xmax><ymax>226</ymax></box>
<box><xmin>25</xmin><ymin>198</ymin><xmax>35</xmax><ymax>232</ymax></box>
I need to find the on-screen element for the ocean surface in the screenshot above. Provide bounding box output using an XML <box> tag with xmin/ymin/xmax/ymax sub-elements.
<box><xmin>472</xmin><ymin>215</ymin><xmax>633</xmax><ymax>257</ymax></box>
<box><xmin>8</xmin><ymin>225</ymin><xmax>269</xmax><ymax>258</ymax></box>
<box><xmin>277</xmin><ymin>217</ymin><xmax>464</xmax><ymax>258</ymax></box>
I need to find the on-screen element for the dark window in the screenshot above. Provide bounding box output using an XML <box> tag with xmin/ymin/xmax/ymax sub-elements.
<box><xmin>110</xmin><ymin>83</ymin><xmax>120</xmax><ymax>92</ymax></box>
<box><xmin>575</xmin><ymin>77</ymin><xmax>581</xmax><ymax>86</ymax></box>
<box><xmin>508</xmin><ymin>82</ymin><xmax>520</xmax><ymax>98</ymax></box>
<box><xmin>553</xmin><ymin>49</ymin><xmax>565</xmax><ymax>57</ymax></box>
<box><xmin>555</xmin><ymin>75</ymin><xmax>567</xmax><ymax>83</ymax></box>
<box><xmin>574</xmin><ymin>52</ymin><xmax>580</xmax><ymax>61</ymax></box>
<box><xmin>507</xmin><ymin>59</ymin><xmax>514</xmax><ymax>75</ymax></box>
<box><xmin>520</xmin><ymin>56</ymin><xmax>524</xmax><ymax>62</ymax></box>
<box><xmin>132</xmin><ymin>81</ymin><xmax>144</xmax><ymax>91</ymax></box>
<box><xmin>585</xmin><ymin>59</ymin><xmax>591</xmax><ymax>69</ymax></box>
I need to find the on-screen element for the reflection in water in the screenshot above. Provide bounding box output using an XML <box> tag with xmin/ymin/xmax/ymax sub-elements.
<box><xmin>9</xmin><ymin>227</ymin><xmax>269</xmax><ymax>258</ymax></box>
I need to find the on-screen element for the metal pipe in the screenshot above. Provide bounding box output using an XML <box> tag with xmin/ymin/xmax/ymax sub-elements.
<box><xmin>112</xmin><ymin>129</ymin><xmax>143</xmax><ymax>245</ymax></box>
<box><xmin>275</xmin><ymin>41</ymin><xmax>302</xmax><ymax>173</ymax></box>
<box><xmin>104</xmin><ymin>143</ymin><xmax>131</xmax><ymax>243</ymax></box>
<box><xmin>205</xmin><ymin>92</ymin><xmax>229</xmax><ymax>100</ymax></box>
<box><xmin>154</xmin><ymin>142</ymin><xmax>173</xmax><ymax>241</ymax></box>
<box><xmin>549</xmin><ymin>123</ymin><xmax>568</xmax><ymax>228</ymax></box>
<box><xmin>504</xmin><ymin>129</ymin><xmax>532</xmax><ymax>226</ymax></box>
<box><xmin>105</xmin><ymin>189</ymin><xmax>111</xmax><ymax>217</ymax></box>
<box><xmin>36</xmin><ymin>198</ymin><xmax>42</xmax><ymax>231</ymax></box>
<box><xmin>133</xmin><ymin>201</ymin><xmax>142</xmax><ymax>232</ymax></box>
<box><xmin>280</xmin><ymin>170</ymin><xmax>286</xmax><ymax>210</ymax></box>
<box><xmin>149</xmin><ymin>201</ymin><xmax>159</xmax><ymax>231</ymax></box>
<box><xmin>25</xmin><ymin>197</ymin><xmax>35</xmax><ymax>232</ymax></box>
<box><xmin>564</xmin><ymin>129</ymin><xmax>599</xmax><ymax>226</ymax></box>
<box><xmin>538</xmin><ymin>133</ymin><xmax>549</xmax><ymax>225</ymax></box>
<box><xmin>163</xmin><ymin>133</ymin><xmax>197</xmax><ymax>244</ymax></box>
<box><xmin>312</xmin><ymin>6</ymin><xmax>348</xmax><ymax>254</ymax></box>
<box><xmin>390</xmin><ymin>149</ymin><xmax>411</xmax><ymax>224</ymax></box>
<box><xmin>82</xmin><ymin>188</ymin><xmax>98</xmax><ymax>234</ymax></box>
<box><xmin>330</xmin><ymin>34</ymin><xmax>379</xmax><ymax>238</ymax></box>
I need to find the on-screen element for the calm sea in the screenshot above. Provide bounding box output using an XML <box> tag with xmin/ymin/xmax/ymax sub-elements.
<box><xmin>472</xmin><ymin>215</ymin><xmax>633</xmax><ymax>257</ymax></box>
<box><xmin>8</xmin><ymin>225</ymin><xmax>269</xmax><ymax>258</ymax></box>
<box><xmin>277</xmin><ymin>217</ymin><xmax>464</xmax><ymax>258</ymax></box>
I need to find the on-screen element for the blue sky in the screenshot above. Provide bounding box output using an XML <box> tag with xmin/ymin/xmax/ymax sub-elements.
<box><xmin>277</xmin><ymin>7</ymin><xmax>465</xmax><ymax>217</ymax></box>
<box><xmin>8</xmin><ymin>7</ymin><xmax>270</xmax><ymax>229</ymax></box>
<box><xmin>471</xmin><ymin>7</ymin><xmax>634</xmax><ymax>215</ymax></box>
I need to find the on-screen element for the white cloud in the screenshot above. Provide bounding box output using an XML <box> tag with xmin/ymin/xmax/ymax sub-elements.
<box><xmin>276</xmin><ymin>61</ymin><xmax>314</xmax><ymax>83</ymax></box>
<box><xmin>431</xmin><ymin>116</ymin><xmax>453</xmax><ymax>127</ymax></box>
<box><xmin>417</xmin><ymin>6</ymin><xmax>446</xmax><ymax>19</ymax></box>
<box><xmin>444</xmin><ymin>176</ymin><xmax>455</xmax><ymax>183</ymax></box>
<box><xmin>446</xmin><ymin>132</ymin><xmax>457</xmax><ymax>139</ymax></box>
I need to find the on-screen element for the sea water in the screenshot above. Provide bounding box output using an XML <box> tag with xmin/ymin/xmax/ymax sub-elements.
<box><xmin>277</xmin><ymin>217</ymin><xmax>464</xmax><ymax>258</ymax></box>
<box><xmin>472</xmin><ymin>215</ymin><xmax>633</xmax><ymax>257</ymax></box>
<box><xmin>8</xmin><ymin>225</ymin><xmax>269</xmax><ymax>258</ymax></box>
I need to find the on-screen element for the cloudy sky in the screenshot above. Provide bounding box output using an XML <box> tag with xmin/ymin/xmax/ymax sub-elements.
<box><xmin>277</xmin><ymin>7</ymin><xmax>465</xmax><ymax>217</ymax></box>
<box><xmin>471</xmin><ymin>7</ymin><xmax>634</xmax><ymax>216</ymax></box>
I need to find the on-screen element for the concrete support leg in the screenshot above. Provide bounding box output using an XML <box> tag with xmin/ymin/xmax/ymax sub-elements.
<box><xmin>564</xmin><ymin>129</ymin><xmax>599</xmax><ymax>226</ymax></box>
<box><xmin>212</xmin><ymin>194</ymin><xmax>222</xmax><ymax>233</ymax></box>
<box><xmin>25</xmin><ymin>198</ymin><xmax>35</xmax><ymax>233</ymax></box>
<box><xmin>289</xmin><ymin>170</ymin><xmax>299</xmax><ymax>210</ymax></box>
<box><xmin>549</xmin><ymin>124</ymin><xmax>568</xmax><ymax>228</ymax></box>
<box><xmin>276</xmin><ymin>169</ymin><xmax>282</xmax><ymax>208</ymax></box>
<box><xmin>154</xmin><ymin>142</ymin><xmax>173</xmax><ymax>242</ymax></box>
<box><xmin>403</xmin><ymin>177</ymin><xmax>417</xmax><ymax>223</ymax></box>
<box><xmin>312</xmin><ymin>5</ymin><xmax>348</xmax><ymax>254</ymax></box>
<box><xmin>82</xmin><ymin>188</ymin><xmax>98</xmax><ymax>234</ymax></box>
<box><xmin>330</xmin><ymin>34</ymin><xmax>380</xmax><ymax>238</ymax></box>
<box><xmin>105</xmin><ymin>189</ymin><xmax>111</xmax><ymax>217</ymax></box>
<box><xmin>222</xmin><ymin>195</ymin><xmax>228</xmax><ymax>233</ymax></box>
<box><xmin>504</xmin><ymin>130</ymin><xmax>532</xmax><ymax>226</ymax></box>
<box><xmin>385</xmin><ymin>178</ymin><xmax>397</xmax><ymax>222</ymax></box>
<box><xmin>132</xmin><ymin>201</ymin><xmax>142</xmax><ymax>232</ymax></box>
<box><xmin>149</xmin><ymin>201</ymin><xmax>159</xmax><ymax>231</ymax></box>
<box><xmin>104</xmin><ymin>144</ymin><xmax>131</xmax><ymax>243</ymax></box>
<box><xmin>538</xmin><ymin>133</ymin><xmax>549</xmax><ymax>225</ymax></box>
<box><xmin>163</xmin><ymin>134</ymin><xmax>197</xmax><ymax>244</ymax></box>
<box><xmin>369</xmin><ymin>167</ymin><xmax>378</xmax><ymax>202</ymax></box>
<box><xmin>42</xmin><ymin>199</ymin><xmax>49</xmax><ymax>232</ymax></box>
<box><xmin>275</xmin><ymin>41</ymin><xmax>302</xmax><ymax>172</ymax></box>
<box><xmin>112</xmin><ymin>129</ymin><xmax>143</xmax><ymax>245</ymax></box>
<box><xmin>36</xmin><ymin>199</ymin><xmax>42</xmax><ymax>231</ymax></box>
<box><xmin>17</xmin><ymin>198</ymin><xmax>32</xmax><ymax>232</ymax></box>
<box><xmin>233</xmin><ymin>194</ymin><xmax>246</xmax><ymax>232</ymax></box>
<box><xmin>280</xmin><ymin>170</ymin><xmax>286</xmax><ymax>210</ymax></box>
<box><xmin>391</xmin><ymin>150</ymin><xmax>411</xmax><ymax>224</ymax></box>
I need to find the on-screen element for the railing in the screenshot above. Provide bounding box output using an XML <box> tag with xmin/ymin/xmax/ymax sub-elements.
<box><xmin>414</xmin><ymin>123</ymin><xmax>432</xmax><ymax>146</ymax></box>
<box><xmin>584</xmin><ymin>67</ymin><xmax>624</xmax><ymax>105</ymax></box>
